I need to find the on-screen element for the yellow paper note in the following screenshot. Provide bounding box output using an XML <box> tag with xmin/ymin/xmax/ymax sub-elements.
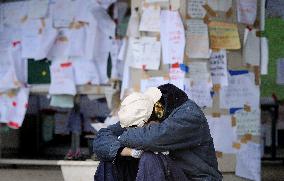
<box><xmin>208</xmin><ymin>21</ymin><xmax>241</xmax><ymax>50</ymax></box>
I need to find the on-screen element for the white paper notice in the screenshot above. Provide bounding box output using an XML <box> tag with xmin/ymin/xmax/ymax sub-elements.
<box><xmin>140</xmin><ymin>77</ymin><xmax>169</xmax><ymax>92</ymax></box>
<box><xmin>49</xmin><ymin>61</ymin><xmax>76</xmax><ymax>95</ymax></box>
<box><xmin>127</xmin><ymin>37</ymin><xmax>161</xmax><ymax>70</ymax></box>
<box><xmin>236</xmin><ymin>142</ymin><xmax>261</xmax><ymax>181</ymax></box>
<box><xmin>73</xmin><ymin>60</ymin><xmax>100</xmax><ymax>85</ymax></box>
<box><xmin>22</xmin><ymin>19</ymin><xmax>58</xmax><ymax>60</ymax></box>
<box><xmin>220</xmin><ymin>72</ymin><xmax>260</xmax><ymax>109</ymax></box>
<box><xmin>206</xmin><ymin>115</ymin><xmax>237</xmax><ymax>153</ymax></box>
<box><xmin>209</xmin><ymin>49</ymin><xmax>228</xmax><ymax>86</ymax></box>
<box><xmin>5</xmin><ymin>88</ymin><xmax>30</xmax><ymax>129</ymax></box>
<box><xmin>187</xmin><ymin>0</ymin><xmax>206</xmax><ymax>18</ymax></box>
<box><xmin>207</xmin><ymin>0</ymin><xmax>232</xmax><ymax>12</ymax></box>
<box><xmin>184</xmin><ymin>78</ymin><xmax>213</xmax><ymax>108</ymax></box>
<box><xmin>2</xmin><ymin>1</ymin><xmax>28</xmax><ymax>27</ymax></box>
<box><xmin>261</xmin><ymin>37</ymin><xmax>269</xmax><ymax>75</ymax></box>
<box><xmin>28</xmin><ymin>0</ymin><xmax>49</xmax><ymax>19</ymax></box>
<box><xmin>160</xmin><ymin>10</ymin><xmax>185</xmax><ymax>64</ymax></box>
<box><xmin>188</xmin><ymin>62</ymin><xmax>212</xmax><ymax>84</ymax></box>
<box><xmin>0</xmin><ymin>48</ymin><xmax>20</xmax><ymax>92</ymax></box>
<box><xmin>277</xmin><ymin>59</ymin><xmax>284</xmax><ymax>85</ymax></box>
<box><xmin>243</xmin><ymin>28</ymin><xmax>260</xmax><ymax>66</ymax></box>
<box><xmin>237</xmin><ymin>0</ymin><xmax>257</xmax><ymax>25</ymax></box>
<box><xmin>169</xmin><ymin>67</ymin><xmax>185</xmax><ymax>90</ymax></box>
<box><xmin>126</xmin><ymin>10</ymin><xmax>140</xmax><ymax>38</ymax></box>
<box><xmin>186</xmin><ymin>20</ymin><xmax>210</xmax><ymax>59</ymax></box>
<box><xmin>52</xmin><ymin>0</ymin><xmax>76</xmax><ymax>28</ymax></box>
<box><xmin>235</xmin><ymin>109</ymin><xmax>261</xmax><ymax>136</ymax></box>
<box><xmin>139</xmin><ymin>3</ymin><xmax>161</xmax><ymax>32</ymax></box>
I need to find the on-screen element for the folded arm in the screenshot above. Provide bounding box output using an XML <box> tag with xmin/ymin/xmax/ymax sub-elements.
<box><xmin>118</xmin><ymin>102</ymin><xmax>207</xmax><ymax>152</ymax></box>
<box><xmin>93</xmin><ymin>122</ymin><xmax>126</xmax><ymax>161</ymax></box>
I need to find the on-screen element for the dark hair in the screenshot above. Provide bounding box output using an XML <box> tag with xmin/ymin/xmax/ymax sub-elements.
<box><xmin>148</xmin><ymin>84</ymin><xmax>188</xmax><ymax>122</ymax></box>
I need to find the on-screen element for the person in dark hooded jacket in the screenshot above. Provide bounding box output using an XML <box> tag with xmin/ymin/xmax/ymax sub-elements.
<box><xmin>93</xmin><ymin>84</ymin><xmax>222</xmax><ymax>180</ymax></box>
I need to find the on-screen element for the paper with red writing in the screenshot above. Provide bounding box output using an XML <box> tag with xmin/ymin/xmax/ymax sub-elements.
<box><xmin>160</xmin><ymin>10</ymin><xmax>185</xmax><ymax>64</ymax></box>
<box><xmin>186</xmin><ymin>20</ymin><xmax>210</xmax><ymax>59</ymax></box>
<box><xmin>0</xmin><ymin>88</ymin><xmax>30</xmax><ymax>129</ymax></box>
<box><xmin>237</xmin><ymin>0</ymin><xmax>257</xmax><ymax>25</ymax></box>
<box><xmin>49</xmin><ymin>61</ymin><xmax>76</xmax><ymax>95</ymax></box>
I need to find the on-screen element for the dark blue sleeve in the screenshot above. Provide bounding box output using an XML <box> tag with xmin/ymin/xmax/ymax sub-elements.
<box><xmin>118</xmin><ymin>102</ymin><xmax>207</xmax><ymax>152</ymax></box>
<box><xmin>93</xmin><ymin>122</ymin><xmax>126</xmax><ymax>161</ymax></box>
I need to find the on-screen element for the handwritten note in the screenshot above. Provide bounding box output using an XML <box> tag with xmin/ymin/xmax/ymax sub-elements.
<box><xmin>206</xmin><ymin>115</ymin><xmax>237</xmax><ymax>153</ymax></box>
<box><xmin>140</xmin><ymin>77</ymin><xmax>169</xmax><ymax>92</ymax></box>
<box><xmin>49</xmin><ymin>61</ymin><xmax>76</xmax><ymax>95</ymax></box>
<box><xmin>127</xmin><ymin>37</ymin><xmax>161</xmax><ymax>70</ymax></box>
<box><xmin>220</xmin><ymin>72</ymin><xmax>259</xmax><ymax>109</ymax></box>
<box><xmin>235</xmin><ymin>109</ymin><xmax>260</xmax><ymax>136</ymax></box>
<box><xmin>277</xmin><ymin>59</ymin><xmax>284</xmax><ymax>85</ymax></box>
<box><xmin>237</xmin><ymin>0</ymin><xmax>257</xmax><ymax>25</ymax></box>
<box><xmin>160</xmin><ymin>10</ymin><xmax>185</xmax><ymax>64</ymax></box>
<box><xmin>186</xmin><ymin>20</ymin><xmax>210</xmax><ymax>58</ymax></box>
<box><xmin>184</xmin><ymin>78</ymin><xmax>213</xmax><ymax>108</ymax></box>
<box><xmin>139</xmin><ymin>3</ymin><xmax>161</xmax><ymax>32</ymax></box>
<box><xmin>187</xmin><ymin>0</ymin><xmax>207</xmax><ymax>18</ymax></box>
<box><xmin>207</xmin><ymin>0</ymin><xmax>232</xmax><ymax>12</ymax></box>
<box><xmin>208</xmin><ymin>21</ymin><xmax>241</xmax><ymax>50</ymax></box>
<box><xmin>209</xmin><ymin>49</ymin><xmax>228</xmax><ymax>86</ymax></box>
<box><xmin>236</xmin><ymin>142</ymin><xmax>261</xmax><ymax>181</ymax></box>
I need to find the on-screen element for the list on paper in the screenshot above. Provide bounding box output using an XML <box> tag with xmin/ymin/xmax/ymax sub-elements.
<box><xmin>187</xmin><ymin>0</ymin><xmax>207</xmax><ymax>18</ymax></box>
<box><xmin>209</xmin><ymin>49</ymin><xmax>228</xmax><ymax>86</ymax></box>
<box><xmin>208</xmin><ymin>21</ymin><xmax>241</xmax><ymax>50</ymax></box>
<box><xmin>235</xmin><ymin>109</ymin><xmax>261</xmax><ymax>136</ymax></box>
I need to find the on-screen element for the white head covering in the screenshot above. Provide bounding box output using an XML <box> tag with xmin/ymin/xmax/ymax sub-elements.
<box><xmin>118</xmin><ymin>87</ymin><xmax>162</xmax><ymax>128</ymax></box>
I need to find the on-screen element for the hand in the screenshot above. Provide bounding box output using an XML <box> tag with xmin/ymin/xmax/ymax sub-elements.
<box><xmin>120</xmin><ymin>147</ymin><xmax>132</xmax><ymax>157</ymax></box>
<box><xmin>120</xmin><ymin>147</ymin><xmax>143</xmax><ymax>158</ymax></box>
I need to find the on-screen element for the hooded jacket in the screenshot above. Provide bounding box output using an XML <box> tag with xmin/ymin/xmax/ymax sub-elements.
<box><xmin>93</xmin><ymin>99</ymin><xmax>222</xmax><ymax>180</ymax></box>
